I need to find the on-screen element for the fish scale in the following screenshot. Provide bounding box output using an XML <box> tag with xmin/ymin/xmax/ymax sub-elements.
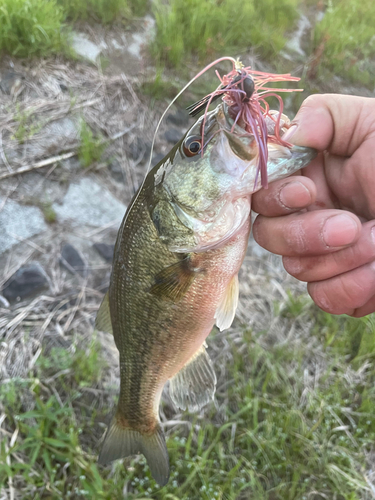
<box><xmin>95</xmin><ymin>101</ymin><xmax>317</xmax><ymax>486</ymax></box>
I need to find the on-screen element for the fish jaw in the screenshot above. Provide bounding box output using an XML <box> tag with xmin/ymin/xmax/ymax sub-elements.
<box><xmin>208</xmin><ymin>129</ymin><xmax>317</xmax><ymax>199</ymax></box>
<box><xmin>262</xmin><ymin>144</ymin><xmax>317</xmax><ymax>188</ymax></box>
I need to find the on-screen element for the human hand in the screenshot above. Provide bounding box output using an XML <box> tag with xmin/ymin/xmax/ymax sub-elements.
<box><xmin>252</xmin><ymin>94</ymin><xmax>375</xmax><ymax>317</ymax></box>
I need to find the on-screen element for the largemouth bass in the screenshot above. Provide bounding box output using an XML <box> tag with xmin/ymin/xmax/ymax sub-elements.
<box><xmin>96</xmin><ymin>83</ymin><xmax>316</xmax><ymax>485</ymax></box>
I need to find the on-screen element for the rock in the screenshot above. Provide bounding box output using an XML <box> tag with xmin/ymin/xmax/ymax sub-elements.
<box><xmin>93</xmin><ymin>243</ymin><xmax>115</xmax><ymax>262</ymax></box>
<box><xmin>60</xmin><ymin>244</ymin><xmax>87</xmax><ymax>276</ymax></box>
<box><xmin>0</xmin><ymin>198</ymin><xmax>47</xmax><ymax>255</ymax></box>
<box><xmin>152</xmin><ymin>153</ymin><xmax>165</xmax><ymax>167</ymax></box>
<box><xmin>167</xmin><ymin>109</ymin><xmax>190</xmax><ymax>127</ymax></box>
<box><xmin>127</xmin><ymin>16</ymin><xmax>156</xmax><ymax>60</ymax></box>
<box><xmin>285</xmin><ymin>14</ymin><xmax>311</xmax><ymax>57</ymax></box>
<box><xmin>109</xmin><ymin>160</ymin><xmax>125</xmax><ymax>182</ymax></box>
<box><xmin>70</xmin><ymin>32</ymin><xmax>102</xmax><ymax>64</ymax></box>
<box><xmin>0</xmin><ymin>71</ymin><xmax>25</xmax><ymax>96</ymax></box>
<box><xmin>52</xmin><ymin>178</ymin><xmax>126</xmax><ymax>228</ymax></box>
<box><xmin>58</xmin><ymin>81</ymin><xmax>69</xmax><ymax>92</ymax></box>
<box><xmin>164</xmin><ymin>128</ymin><xmax>181</xmax><ymax>144</ymax></box>
<box><xmin>2</xmin><ymin>263</ymin><xmax>49</xmax><ymax>301</ymax></box>
<box><xmin>26</xmin><ymin>117</ymin><xmax>78</xmax><ymax>157</ymax></box>
<box><xmin>130</xmin><ymin>137</ymin><xmax>151</xmax><ymax>162</ymax></box>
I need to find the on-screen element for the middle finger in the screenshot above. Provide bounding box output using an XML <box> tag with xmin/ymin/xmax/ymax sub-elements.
<box><xmin>252</xmin><ymin>209</ymin><xmax>361</xmax><ymax>256</ymax></box>
<box><xmin>283</xmin><ymin>221</ymin><xmax>375</xmax><ymax>281</ymax></box>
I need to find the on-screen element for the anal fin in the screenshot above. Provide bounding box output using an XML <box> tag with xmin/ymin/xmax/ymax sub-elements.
<box><xmin>214</xmin><ymin>274</ymin><xmax>239</xmax><ymax>331</ymax></box>
<box><xmin>95</xmin><ymin>292</ymin><xmax>113</xmax><ymax>335</ymax></box>
<box><xmin>169</xmin><ymin>343</ymin><xmax>216</xmax><ymax>412</ymax></box>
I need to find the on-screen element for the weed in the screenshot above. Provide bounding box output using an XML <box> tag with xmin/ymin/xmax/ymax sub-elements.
<box><xmin>58</xmin><ymin>0</ymin><xmax>149</xmax><ymax>23</ymax></box>
<box><xmin>0</xmin><ymin>0</ymin><xmax>66</xmax><ymax>58</ymax></box>
<box><xmin>40</xmin><ymin>201</ymin><xmax>57</xmax><ymax>223</ymax></box>
<box><xmin>57</xmin><ymin>0</ymin><xmax>130</xmax><ymax>24</ymax></box>
<box><xmin>140</xmin><ymin>68</ymin><xmax>181</xmax><ymax>102</ymax></box>
<box><xmin>2</xmin><ymin>300</ymin><xmax>375</xmax><ymax>498</ymax></box>
<box><xmin>313</xmin><ymin>0</ymin><xmax>375</xmax><ymax>85</ymax></box>
<box><xmin>129</xmin><ymin>0</ymin><xmax>149</xmax><ymax>17</ymax></box>
<box><xmin>0</xmin><ymin>0</ymin><xmax>148</xmax><ymax>59</ymax></box>
<box><xmin>152</xmin><ymin>0</ymin><xmax>299</xmax><ymax>68</ymax></box>
<box><xmin>12</xmin><ymin>105</ymin><xmax>43</xmax><ymax>144</ymax></box>
<box><xmin>78</xmin><ymin>120</ymin><xmax>106</xmax><ymax>168</ymax></box>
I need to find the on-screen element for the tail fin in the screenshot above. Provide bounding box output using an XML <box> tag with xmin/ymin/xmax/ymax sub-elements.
<box><xmin>98</xmin><ymin>416</ymin><xmax>170</xmax><ymax>486</ymax></box>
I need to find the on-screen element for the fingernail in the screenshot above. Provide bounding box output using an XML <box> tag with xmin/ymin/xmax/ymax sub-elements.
<box><xmin>323</xmin><ymin>214</ymin><xmax>358</xmax><ymax>247</ymax></box>
<box><xmin>282</xmin><ymin>124</ymin><xmax>298</xmax><ymax>142</ymax></box>
<box><xmin>279</xmin><ymin>181</ymin><xmax>312</xmax><ymax>208</ymax></box>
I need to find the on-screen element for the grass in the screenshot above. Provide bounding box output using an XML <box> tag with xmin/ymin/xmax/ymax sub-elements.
<box><xmin>57</xmin><ymin>0</ymin><xmax>130</xmax><ymax>24</ymax></box>
<box><xmin>0</xmin><ymin>0</ymin><xmax>149</xmax><ymax>59</ymax></box>
<box><xmin>2</xmin><ymin>293</ymin><xmax>375</xmax><ymax>499</ymax></box>
<box><xmin>40</xmin><ymin>202</ymin><xmax>57</xmax><ymax>223</ymax></box>
<box><xmin>78</xmin><ymin>120</ymin><xmax>106</xmax><ymax>168</ymax></box>
<box><xmin>12</xmin><ymin>105</ymin><xmax>43</xmax><ymax>144</ymax></box>
<box><xmin>152</xmin><ymin>0</ymin><xmax>300</xmax><ymax>68</ymax></box>
<box><xmin>140</xmin><ymin>68</ymin><xmax>181</xmax><ymax>103</ymax></box>
<box><xmin>313</xmin><ymin>0</ymin><xmax>375</xmax><ymax>86</ymax></box>
<box><xmin>58</xmin><ymin>0</ymin><xmax>150</xmax><ymax>23</ymax></box>
<box><xmin>0</xmin><ymin>0</ymin><xmax>66</xmax><ymax>58</ymax></box>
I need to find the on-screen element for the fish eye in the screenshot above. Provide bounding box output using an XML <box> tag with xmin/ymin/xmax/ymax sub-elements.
<box><xmin>183</xmin><ymin>135</ymin><xmax>202</xmax><ymax>157</ymax></box>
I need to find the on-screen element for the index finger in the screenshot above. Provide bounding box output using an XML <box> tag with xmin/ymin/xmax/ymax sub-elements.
<box><xmin>251</xmin><ymin>175</ymin><xmax>316</xmax><ymax>217</ymax></box>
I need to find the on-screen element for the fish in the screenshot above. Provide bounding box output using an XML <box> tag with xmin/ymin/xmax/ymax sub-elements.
<box><xmin>95</xmin><ymin>67</ymin><xmax>316</xmax><ymax>486</ymax></box>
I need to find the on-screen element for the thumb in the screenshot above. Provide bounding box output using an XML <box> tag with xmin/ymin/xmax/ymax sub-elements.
<box><xmin>285</xmin><ymin>94</ymin><xmax>375</xmax><ymax>156</ymax></box>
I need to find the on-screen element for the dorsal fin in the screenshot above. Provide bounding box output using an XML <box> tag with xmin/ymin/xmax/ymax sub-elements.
<box><xmin>95</xmin><ymin>292</ymin><xmax>113</xmax><ymax>335</ymax></box>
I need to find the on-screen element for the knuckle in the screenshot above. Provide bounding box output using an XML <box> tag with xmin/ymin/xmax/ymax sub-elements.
<box><xmin>283</xmin><ymin>255</ymin><xmax>319</xmax><ymax>280</ymax></box>
<box><xmin>284</xmin><ymin>219</ymin><xmax>308</xmax><ymax>254</ymax></box>
<box><xmin>252</xmin><ymin>191</ymin><xmax>270</xmax><ymax>214</ymax></box>
<box><xmin>309</xmin><ymin>284</ymin><xmax>333</xmax><ymax>313</ymax></box>
<box><xmin>283</xmin><ymin>256</ymin><xmax>304</xmax><ymax>278</ymax></box>
<box><xmin>252</xmin><ymin>216</ymin><xmax>264</xmax><ymax>245</ymax></box>
<box><xmin>337</xmin><ymin>272</ymin><xmax>370</xmax><ymax>309</ymax></box>
<box><xmin>301</xmin><ymin>94</ymin><xmax>321</xmax><ymax>110</ymax></box>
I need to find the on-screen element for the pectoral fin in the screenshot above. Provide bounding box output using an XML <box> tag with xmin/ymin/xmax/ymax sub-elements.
<box><xmin>95</xmin><ymin>292</ymin><xmax>113</xmax><ymax>335</ymax></box>
<box><xmin>214</xmin><ymin>274</ymin><xmax>239</xmax><ymax>331</ymax></box>
<box><xmin>150</xmin><ymin>255</ymin><xmax>200</xmax><ymax>302</ymax></box>
<box><xmin>169</xmin><ymin>343</ymin><xmax>216</xmax><ymax>412</ymax></box>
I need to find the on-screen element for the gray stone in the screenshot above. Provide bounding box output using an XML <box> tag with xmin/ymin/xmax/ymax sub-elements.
<box><xmin>285</xmin><ymin>14</ymin><xmax>311</xmax><ymax>57</ymax></box>
<box><xmin>93</xmin><ymin>243</ymin><xmax>115</xmax><ymax>262</ymax></box>
<box><xmin>127</xmin><ymin>16</ymin><xmax>156</xmax><ymax>60</ymax></box>
<box><xmin>25</xmin><ymin>117</ymin><xmax>78</xmax><ymax>159</ymax></box>
<box><xmin>2</xmin><ymin>263</ymin><xmax>49</xmax><ymax>301</ymax></box>
<box><xmin>0</xmin><ymin>198</ymin><xmax>47</xmax><ymax>255</ymax></box>
<box><xmin>109</xmin><ymin>160</ymin><xmax>125</xmax><ymax>182</ymax></box>
<box><xmin>58</xmin><ymin>81</ymin><xmax>69</xmax><ymax>92</ymax></box>
<box><xmin>70</xmin><ymin>32</ymin><xmax>102</xmax><ymax>64</ymax></box>
<box><xmin>0</xmin><ymin>71</ymin><xmax>25</xmax><ymax>96</ymax></box>
<box><xmin>44</xmin><ymin>117</ymin><xmax>78</xmax><ymax>141</ymax></box>
<box><xmin>152</xmin><ymin>153</ymin><xmax>165</xmax><ymax>167</ymax></box>
<box><xmin>164</xmin><ymin>128</ymin><xmax>181</xmax><ymax>144</ymax></box>
<box><xmin>167</xmin><ymin>109</ymin><xmax>190</xmax><ymax>127</ymax></box>
<box><xmin>52</xmin><ymin>178</ymin><xmax>126</xmax><ymax>228</ymax></box>
<box><xmin>130</xmin><ymin>137</ymin><xmax>151</xmax><ymax>161</ymax></box>
<box><xmin>60</xmin><ymin>244</ymin><xmax>87</xmax><ymax>276</ymax></box>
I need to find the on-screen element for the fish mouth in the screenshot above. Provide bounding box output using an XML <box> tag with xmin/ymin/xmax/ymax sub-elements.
<box><xmin>218</xmin><ymin>105</ymin><xmax>256</xmax><ymax>161</ymax></box>
<box><xmin>220</xmin><ymin>104</ymin><xmax>317</xmax><ymax>169</ymax></box>
<box><xmin>288</xmin><ymin>145</ymin><xmax>317</xmax><ymax>167</ymax></box>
